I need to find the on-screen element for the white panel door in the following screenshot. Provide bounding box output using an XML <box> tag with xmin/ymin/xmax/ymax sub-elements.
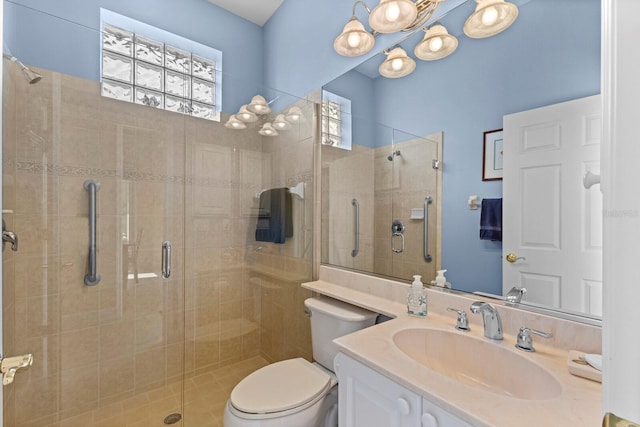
<box><xmin>503</xmin><ymin>95</ymin><xmax>602</xmax><ymax>315</ymax></box>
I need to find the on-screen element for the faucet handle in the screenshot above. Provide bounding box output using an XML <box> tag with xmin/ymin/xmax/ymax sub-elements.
<box><xmin>515</xmin><ymin>327</ymin><xmax>552</xmax><ymax>352</ymax></box>
<box><xmin>446</xmin><ymin>308</ymin><xmax>470</xmax><ymax>332</ymax></box>
<box><xmin>505</xmin><ymin>286</ymin><xmax>527</xmax><ymax>304</ymax></box>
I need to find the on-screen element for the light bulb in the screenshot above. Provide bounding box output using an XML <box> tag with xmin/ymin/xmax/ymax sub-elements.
<box><xmin>239</xmin><ymin>113</ymin><xmax>251</xmax><ymax>121</ymax></box>
<box><xmin>347</xmin><ymin>32</ymin><xmax>361</xmax><ymax>48</ymax></box>
<box><xmin>428</xmin><ymin>36</ymin><xmax>443</xmax><ymax>52</ymax></box>
<box><xmin>481</xmin><ymin>6</ymin><xmax>499</xmax><ymax>26</ymax></box>
<box><xmin>385</xmin><ymin>3</ymin><xmax>400</xmax><ymax>22</ymax></box>
<box><xmin>391</xmin><ymin>57</ymin><xmax>404</xmax><ymax>71</ymax></box>
<box><xmin>232</xmin><ymin>122</ymin><xmax>241</xmax><ymax>128</ymax></box>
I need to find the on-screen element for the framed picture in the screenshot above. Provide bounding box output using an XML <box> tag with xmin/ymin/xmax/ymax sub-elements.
<box><xmin>482</xmin><ymin>129</ymin><xmax>504</xmax><ymax>181</ymax></box>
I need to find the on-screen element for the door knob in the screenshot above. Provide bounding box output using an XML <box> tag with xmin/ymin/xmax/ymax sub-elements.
<box><xmin>506</xmin><ymin>253</ymin><xmax>526</xmax><ymax>263</ymax></box>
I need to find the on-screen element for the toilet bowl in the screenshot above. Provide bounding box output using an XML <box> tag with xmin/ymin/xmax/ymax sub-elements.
<box><xmin>223</xmin><ymin>297</ymin><xmax>377</xmax><ymax>427</ymax></box>
<box><xmin>223</xmin><ymin>358</ymin><xmax>338</xmax><ymax>427</ymax></box>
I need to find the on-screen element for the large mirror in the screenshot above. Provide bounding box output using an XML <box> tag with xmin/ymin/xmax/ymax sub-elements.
<box><xmin>320</xmin><ymin>0</ymin><xmax>601</xmax><ymax>319</ymax></box>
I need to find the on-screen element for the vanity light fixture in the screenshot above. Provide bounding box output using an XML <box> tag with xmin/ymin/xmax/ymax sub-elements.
<box><xmin>463</xmin><ymin>0</ymin><xmax>519</xmax><ymax>39</ymax></box>
<box><xmin>273</xmin><ymin>114</ymin><xmax>292</xmax><ymax>130</ymax></box>
<box><xmin>285</xmin><ymin>106</ymin><xmax>304</xmax><ymax>122</ymax></box>
<box><xmin>414</xmin><ymin>24</ymin><xmax>458</xmax><ymax>61</ymax></box>
<box><xmin>224</xmin><ymin>115</ymin><xmax>247</xmax><ymax>129</ymax></box>
<box><xmin>334</xmin><ymin>9</ymin><xmax>376</xmax><ymax>56</ymax></box>
<box><xmin>379</xmin><ymin>47</ymin><xmax>416</xmax><ymax>78</ymax></box>
<box><xmin>247</xmin><ymin>95</ymin><xmax>272</xmax><ymax>115</ymax></box>
<box><xmin>226</xmin><ymin>95</ymin><xmax>299</xmax><ymax>136</ymax></box>
<box><xmin>334</xmin><ymin>0</ymin><xmax>518</xmax><ymax>78</ymax></box>
<box><xmin>369</xmin><ymin>0</ymin><xmax>418</xmax><ymax>33</ymax></box>
<box><xmin>236</xmin><ymin>104</ymin><xmax>258</xmax><ymax>123</ymax></box>
<box><xmin>258</xmin><ymin>122</ymin><xmax>279</xmax><ymax>137</ymax></box>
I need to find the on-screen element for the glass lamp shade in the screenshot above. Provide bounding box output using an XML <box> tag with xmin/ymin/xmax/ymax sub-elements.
<box><xmin>379</xmin><ymin>47</ymin><xmax>416</xmax><ymax>78</ymax></box>
<box><xmin>258</xmin><ymin>122</ymin><xmax>279</xmax><ymax>136</ymax></box>
<box><xmin>463</xmin><ymin>0</ymin><xmax>518</xmax><ymax>39</ymax></box>
<box><xmin>334</xmin><ymin>16</ymin><xmax>375</xmax><ymax>57</ymax></box>
<box><xmin>414</xmin><ymin>25</ymin><xmax>458</xmax><ymax>61</ymax></box>
<box><xmin>369</xmin><ymin>0</ymin><xmax>418</xmax><ymax>34</ymax></box>
<box><xmin>236</xmin><ymin>105</ymin><xmax>258</xmax><ymax>123</ymax></box>
<box><xmin>224</xmin><ymin>115</ymin><xmax>247</xmax><ymax>130</ymax></box>
<box><xmin>285</xmin><ymin>106</ymin><xmax>304</xmax><ymax>122</ymax></box>
<box><xmin>247</xmin><ymin>95</ymin><xmax>271</xmax><ymax>114</ymax></box>
<box><xmin>273</xmin><ymin>114</ymin><xmax>292</xmax><ymax>130</ymax></box>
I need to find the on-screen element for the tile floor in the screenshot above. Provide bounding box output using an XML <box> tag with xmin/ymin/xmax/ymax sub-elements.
<box><xmin>55</xmin><ymin>356</ymin><xmax>270</xmax><ymax>427</ymax></box>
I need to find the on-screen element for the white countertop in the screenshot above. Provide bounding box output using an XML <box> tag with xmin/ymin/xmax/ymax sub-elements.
<box><xmin>303</xmin><ymin>278</ymin><xmax>602</xmax><ymax>427</ymax></box>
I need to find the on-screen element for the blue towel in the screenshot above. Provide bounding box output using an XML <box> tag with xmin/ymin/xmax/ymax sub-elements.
<box><xmin>255</xmin><ymin>188</ymin><xmax>293</xmax><ymax>244</ymax></box>
<box><xmin>480</xmin><ymin>198</ymin><xmax>502</xmax><ymax>241</ymax></box>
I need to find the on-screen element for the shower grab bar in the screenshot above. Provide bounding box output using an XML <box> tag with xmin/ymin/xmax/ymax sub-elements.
<box><xmin>351</xmin><ymin>198</ymin><xmax>359</xmax><ymax>257</ymax></box>
<box><xmin>83</xmin><ymin>180</ymin><xmax>101</xmax><ymax>286</ymax></box>
<box><xmin>162</xmin><ymin>241</ymin><xmax>171</xmax><ymax>279</ymax></box>
<box><xmin>424</xmin><ymin>196</ymin><xmax>433</xmax><ymax>263</ymax></box>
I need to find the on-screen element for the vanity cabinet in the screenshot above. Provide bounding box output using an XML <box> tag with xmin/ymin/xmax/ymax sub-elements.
<box><xmin>336</xmin><ymin>353</ymin><xmax>472</xmax><ymax>427</ymax></box>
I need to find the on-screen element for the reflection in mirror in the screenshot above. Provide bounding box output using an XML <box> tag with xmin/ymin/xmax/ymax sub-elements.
<box><xmin>320</xmin><ymin>0</ymin><xmax>601</xmax><ymax>321</ymax></box>
<box><xmin>320</xmin><ymin>91</ymin><xmax>443</xmax><ymax>282</ymax></box>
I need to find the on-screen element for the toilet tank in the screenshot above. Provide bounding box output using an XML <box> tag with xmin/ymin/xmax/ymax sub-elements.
<box><xmin>304</xmin><ymin>297</ymin><xmax>378</xmax><ymax>371</ymax></box>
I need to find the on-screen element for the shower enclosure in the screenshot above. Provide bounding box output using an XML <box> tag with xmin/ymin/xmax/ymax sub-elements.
<box><xmin>1</xmin><ymin>3</ymin><xmax>316</xmax><ymax>425</ymax></box>
<box><xmin>321</xmin><ymin>113</ymin><xmax>442</xmax><ymax>282</ymax></box>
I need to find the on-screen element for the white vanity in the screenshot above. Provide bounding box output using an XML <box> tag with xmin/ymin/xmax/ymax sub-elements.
<box><xmin>304</xmin><ymin>266</ymin><xmax>602</xmax><ymax>427</ymax></box>
<box><xmin>336</xmin><ymin>352</ymin><xmax>471</xmax><ymax>427</ymax></box>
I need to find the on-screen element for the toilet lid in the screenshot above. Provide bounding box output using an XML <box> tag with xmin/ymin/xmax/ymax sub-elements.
<box><xmin>230</xmin><ymin>358</ymin><xmax>331</xmax><ymax>414</ymax></box>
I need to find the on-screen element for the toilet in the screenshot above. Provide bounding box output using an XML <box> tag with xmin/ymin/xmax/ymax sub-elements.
<box><xmin>223</xmin><ymin>296</ymin><xmax>378</xmax><ymax>427</ymax></box>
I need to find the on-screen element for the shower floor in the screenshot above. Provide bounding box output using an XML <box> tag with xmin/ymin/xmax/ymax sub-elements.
<box><xmin>55</xmin><ymin>356</ymin><xmax>270</xmax><ymax>427</ymax></box>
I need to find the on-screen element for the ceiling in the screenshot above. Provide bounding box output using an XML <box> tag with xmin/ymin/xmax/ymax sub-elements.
<box><xmin>207</xmin><ymin>0</ymin><xmax>284</xmax><ymax>26</ymax></box>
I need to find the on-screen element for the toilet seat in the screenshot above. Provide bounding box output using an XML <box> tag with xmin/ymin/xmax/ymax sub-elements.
<box><xmin>229</xmin><ymin>358</ymin><xmax>332</xmax><ymax>419</ymax></box>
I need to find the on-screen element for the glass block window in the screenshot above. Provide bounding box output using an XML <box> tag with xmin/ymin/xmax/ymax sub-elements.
<box><xmin>321</xmin><ymin>90</ymin><xmax>352</xmax><ymax>150</ymax></box>
<box><xmin>322</xmin><ymin>100</ymin><xmax>342</xmax><ymax>147</ymax></box>
<box><xmin>100</xmin><ymin>9</ymin><xmax>222</xmax><ymax>121</ymax></box>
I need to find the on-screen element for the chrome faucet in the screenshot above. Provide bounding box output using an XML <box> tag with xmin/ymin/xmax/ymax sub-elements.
<box><xmin>470</xmin><ymin>301</ymin><xmax>503</xmax><ymax>340</ymax></box>
<box><xmin>505</xmin><ymin>286</ymin><xmax>526</xmax><ymax>304</ymax></box>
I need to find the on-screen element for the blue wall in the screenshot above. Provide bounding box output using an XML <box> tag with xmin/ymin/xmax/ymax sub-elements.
<box><xmin>4</xmin><ymin>0</ymin><xmax>264</xmax><ymax>113</ymax></box>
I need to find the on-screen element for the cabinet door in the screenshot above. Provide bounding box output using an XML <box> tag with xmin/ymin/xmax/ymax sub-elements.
<box><xmin>421</xmin><ymin>398</ymin><xmax>473</xmax><ymax>427</ymax></box>
<box><xmin>336</xmin><ymin>353</ymin><xmax>421</xmax><ymax>427</ymax></box>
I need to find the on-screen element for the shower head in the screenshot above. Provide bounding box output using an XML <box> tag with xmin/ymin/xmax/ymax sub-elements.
<box><xmin>387</xmin><ymin>150</ymin><xmax>401</xmax><ymax>161</ymax></box>
<box><xmin>3</xmin><ymin>54</ymin><xmax>42</xmax><ymax>84</ymax></box>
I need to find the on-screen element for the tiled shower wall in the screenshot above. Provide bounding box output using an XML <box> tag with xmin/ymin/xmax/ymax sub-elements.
<box><xmin>373</xmin><ymin>135</ymin><xmax>442</xmax><ymax>282</ymax></box>
<box><xmin>2</xmin><ymin>62</ymin><xmax>314</xmax><ymax>425</ymax></box>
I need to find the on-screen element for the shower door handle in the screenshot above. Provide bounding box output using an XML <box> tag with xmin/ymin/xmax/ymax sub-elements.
<box><xmin>84</xmin><ymin>180</ymin><xmax>100</xmax><ymax>286</ymax></box>
<box><xmin>351</xmin><ymin>198</ymin><xmax>359</xmax><ymax>257</ymax></box>
<box><xmin>162</xmin><ymin>241</ymin><xmax>171</xmax><ymax>279</ymax></box>
<box><xmin>424</xmin><ymin>196</ymin><xmax>433</xmax><ymax>262</ymax></box>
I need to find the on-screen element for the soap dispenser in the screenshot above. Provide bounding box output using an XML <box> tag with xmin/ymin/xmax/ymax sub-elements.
<box><xmin>434</xmin><ymin>269</ymin><xmax>450</xmax><ymax>288</ymax></box>
<box><xmin>407</xmin><ymin>275</ymin><xmax>427</xmax><ymax>317</ymax></box>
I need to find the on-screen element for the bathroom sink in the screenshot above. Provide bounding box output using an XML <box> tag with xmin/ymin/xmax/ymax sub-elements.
<box><xmin>393</xmin><ymin>328</ymin><xmax>562</xmax><ymax>400</ymax></box>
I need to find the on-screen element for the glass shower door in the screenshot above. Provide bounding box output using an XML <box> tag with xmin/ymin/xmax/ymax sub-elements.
<box><xmin>2</xmin><ymin>6</ymin><xmax>187</xmax><ymax>425</ymax></box>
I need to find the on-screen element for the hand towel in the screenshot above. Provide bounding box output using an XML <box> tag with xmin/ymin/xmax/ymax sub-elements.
<box><xmin>255</xmin><ymin>188</ymin><xmax>293</xmax><ymax>244</ymax></box>
<box><xmin>480</xmin><ymin>198</ymin><xmax>502</xmax><ymax>241</ymax></box>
